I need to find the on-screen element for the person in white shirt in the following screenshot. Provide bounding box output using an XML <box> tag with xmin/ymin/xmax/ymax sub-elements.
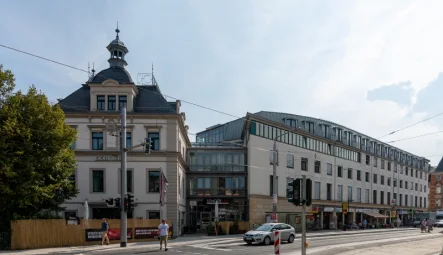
<box><xmin>158</xmin><ymin>219</ymin><xmax>169</xmax><ymax>251</ymax></box>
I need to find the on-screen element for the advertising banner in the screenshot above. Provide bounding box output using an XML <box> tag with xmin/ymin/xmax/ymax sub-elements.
<box><xmin>85</xmin><ymin>228</ymin><xmax>132</xmax><ymax>241</ymax></box>
<box><xmin>134</xmin><ymin>226</ymin><xmax>173</xmax><ymax>239</ymax></box>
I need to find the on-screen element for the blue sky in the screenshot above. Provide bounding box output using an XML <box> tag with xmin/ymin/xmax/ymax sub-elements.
<box><xmin>2</xmin><ymin>0</ymin><xmax>443</xmax><ymax>165</ymax></box>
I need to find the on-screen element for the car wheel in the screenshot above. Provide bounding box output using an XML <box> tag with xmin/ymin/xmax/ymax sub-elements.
<box><xmin>288</xmin><ymin>234</ymin><xmax>295</xmax><ymax>243</ymax></box>
<box><xmin>264</xmin><ymin>236</ymin><xmax>271</xmax><ymax>245</ymax></box>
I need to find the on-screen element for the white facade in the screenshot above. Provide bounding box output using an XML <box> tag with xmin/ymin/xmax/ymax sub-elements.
<box><xmin>248</xmin><ymin>135</ymin><xmax>429</xmax><ymax>208</ymax></box>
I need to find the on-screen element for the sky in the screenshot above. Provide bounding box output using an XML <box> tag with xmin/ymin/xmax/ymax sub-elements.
<box><xmin>1</xmin><ymin>0</ymin><xmax>443</xmax><ymax>165</ymax></box>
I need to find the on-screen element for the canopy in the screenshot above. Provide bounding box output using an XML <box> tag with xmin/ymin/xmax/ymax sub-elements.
<box><xmin>364</xmin><ymin>212</ymin><xmax>389</xmax><ymax>218</ymax></box>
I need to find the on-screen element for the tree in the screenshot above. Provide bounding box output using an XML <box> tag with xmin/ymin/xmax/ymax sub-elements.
<box><xmin>0</xmin><ymin>64</ymin><xmax>15</xmax><ymax>103</ymax></box>
<box><xmin>0</xmin><ymin>68</ymin><xmax>78</xmax><ymax>249</ymax></box>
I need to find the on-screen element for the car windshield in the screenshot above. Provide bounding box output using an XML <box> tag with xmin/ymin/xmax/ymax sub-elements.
<box><xmin>255</xmin><ymin>225</ymin><xmax>273</xmax><ymax>232</ymax></box>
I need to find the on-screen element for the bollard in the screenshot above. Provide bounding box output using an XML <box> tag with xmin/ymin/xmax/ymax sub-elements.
<box><xmin>274</xmin><ymin>230</ymin><xmax>281</xmax><ymax>254</ymax></box>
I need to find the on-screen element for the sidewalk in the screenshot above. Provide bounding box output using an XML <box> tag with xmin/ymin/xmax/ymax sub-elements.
<box><xmin>0</xmin><ymin>227</ymin><xmax>417</xmax><ymax>255</ymax></box>
<box><xmin>337</xmin><ymin>237</ymin><xmax>443</xmax><ymax>255</ymax></box>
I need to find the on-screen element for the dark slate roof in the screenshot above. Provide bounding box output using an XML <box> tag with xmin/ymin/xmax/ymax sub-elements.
<box><xmin>196</xmin><ymin>118</ymin><xmax>246</xmax><ymax>141</ymax></box>
<box><xmin>58</xmin><ymin>84</ymin><xmax>177</xmax><ymax>114</ymax></box>
<box><xmin>435</xmin><ymin>157</ymin><xmax>443</xmax><ymax>172</ymax></box>
<box><xmin>90</xmin><ymin>66</ymin><xmax>133</xmax><ymax>84</ymax></box>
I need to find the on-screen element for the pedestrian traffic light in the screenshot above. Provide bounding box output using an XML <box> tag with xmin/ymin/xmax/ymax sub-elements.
<box><xmin>105</xmin><ymin>198</ymin><xmax>114</xmax><ymax>207</ymax></box>
<box><xmin>145</xmin><ymin>138</ymin><xmax>153</xmax><ymax>153</ymax></box>
<box><xmin>127</xmin><ymin>194</ymin><xmax>134</xmax><ymax>210</ymax></box>
<box><xmin>305</xmin><ymin>178</ymin><xmax>312</xmax><ymax>206</ymax></box>
<box><xmin>293</xmin><ymin>178</ymin><xmax>301</xmax><ymax>206</ymax></box>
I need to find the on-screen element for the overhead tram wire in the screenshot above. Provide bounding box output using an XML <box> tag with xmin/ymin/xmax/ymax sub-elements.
<box><xmin>377</xmin><ymin>111</ymin><xmax>443</xmax><ymax>140</ymax></box>
<box><xmin>386</xmin><ymin>130</ymin><xmax>443</xmax><ymax>144</ymax></box>
<box><xmin>1</xmin><ymin>42</ymin><xmax>438</xmax><ymax>161</ymax></box>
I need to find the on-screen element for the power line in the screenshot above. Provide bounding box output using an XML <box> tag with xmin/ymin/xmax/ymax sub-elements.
<box><xmin>386</xmin><ymin>130</ymin><xmax>443</xmax><ymax>144</ymax></box>
<box><xmin>378</xmin><ymin>112</ymin><xmax>443</xmax><ymax>139</ymax></box>
<box><xmin>1</xmin><ymin>42</ymin><xmax>438</xmax><ymax>161</ymax></box>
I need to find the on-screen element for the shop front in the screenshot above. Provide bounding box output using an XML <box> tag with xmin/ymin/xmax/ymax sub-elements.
<box><xmin>187</xmin><ymin>198</ymin><xmax>248</xmax><ymax>232</ymax></box>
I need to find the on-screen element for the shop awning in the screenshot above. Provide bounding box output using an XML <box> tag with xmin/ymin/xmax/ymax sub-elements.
<box><xmin>364</xmin><ymin>212</ymin><xmax>389</xmax><ymax>218</ymax></box>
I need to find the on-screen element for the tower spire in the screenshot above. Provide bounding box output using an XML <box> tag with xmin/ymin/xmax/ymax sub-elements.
<box><xmin>116</xmin><ymin>21</ymin><xmax>120</xmax><ymax>40</ymax></box>
<box><xmin>107</xmin><ymin>24</ymin><xmax>129</xmax><ymax>68</ymax></box>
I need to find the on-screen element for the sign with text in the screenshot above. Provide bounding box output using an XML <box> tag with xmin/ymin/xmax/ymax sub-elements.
<box><xmin>134</xmin><ymin>226</ymin><xmax>173</xmax><ymax>239</ymax></box>
<box><xmin>96</xmin><ymin>155</ymin><xmax>121</xmax><ymax>161</ymax></box>
<box><xmin>204</xmin><ymin>198</ymin><xmax>229</xmax><ymax>205</ymax></box>
<box><xmin>85</xmin><ymin>228</ymin><xmax>132</xmax><ymax>241</ymax></box>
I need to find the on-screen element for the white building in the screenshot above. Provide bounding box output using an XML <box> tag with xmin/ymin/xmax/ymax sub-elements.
<box><xmin>58</xmin><ymin>27</ymin><xmax>190</xmax><ymax>233</ymax></box>
<box><xmin>195</xmin><ymin>111</ymin><xmax>430</xmax><ymax>228</ymax></box>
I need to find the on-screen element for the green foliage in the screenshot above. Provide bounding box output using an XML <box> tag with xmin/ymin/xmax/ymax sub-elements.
<box><xmin>0</xmin><ymin>66</ymin><xmax>78</xmax><ymax>248</ymax></box>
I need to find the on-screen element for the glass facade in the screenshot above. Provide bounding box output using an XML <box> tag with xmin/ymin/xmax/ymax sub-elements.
<box><xmin>250</xmin><ymin>121</ymin><xmax>360</xmax><ymax>163</ymax></box>
<box><xmin>188</xmin><ymin>176</ymin><xmax>247</xmax><ymax>196</ymax></box>
<box><xmin>196</xmin><ymin>126</ymin><xmax>224</xmax><ymax>143</ymax></box>
<box><xmin>190</xmin><ymin>151</ymin><xmax>247</xmax><ymax>172</ymax></box>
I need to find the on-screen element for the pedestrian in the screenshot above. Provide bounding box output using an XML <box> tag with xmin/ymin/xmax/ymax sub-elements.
<box><xmin>101</xmin><ymin>218</ymin><xmax>110</xmax><ymax>245</ymax></box>
<box><xmin>363</xmin><ymin>218</ymin><xmax>367</xmax><ymax>229</ymax></box>
<box><xmin>158</xmin><ymin>219</ymin><xmax>169</xmax><ymax>251</ymax></box>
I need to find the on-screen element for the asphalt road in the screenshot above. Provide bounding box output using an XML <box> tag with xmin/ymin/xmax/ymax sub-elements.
<box><xmin>81</xmin><ymin>229</ymin><xmax>443</xmax><ymax>255</ymax></box>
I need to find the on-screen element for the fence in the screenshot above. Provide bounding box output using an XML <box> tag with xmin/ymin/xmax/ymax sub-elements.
<box><xmin>11</xmin><ymin>219</ymin><xmax>172</xmax><ymax>250</ymax></box>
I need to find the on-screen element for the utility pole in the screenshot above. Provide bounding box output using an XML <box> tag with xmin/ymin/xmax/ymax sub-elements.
<box><xmin>120</xmin><ymin>106</ymin><xmax>127</xmax><ymax>247</ymax></box>
<box><xmin>301</xmin><ymin>175</ymin><xmax>307</xmax><ymax>255</ymax></box>
<box><xmin>272</xmin><ymin>139</ymin><xmax>278</xmax><ymax>221</ymax></box>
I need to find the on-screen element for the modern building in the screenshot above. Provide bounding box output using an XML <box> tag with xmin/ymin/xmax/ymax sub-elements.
<box><xmin>192</xmin><ymin>111</ymin><xmax>430</xmax><ymax>229</ymax></box>
<box><xmin>186</xmin><ymin>134</ymin><xmax>248</xmax><ymax>232</ymax></box>
<box><xmin>58</xmin><ymin>27</ymin><xmax>190</xmax><ymax>234</ymax></box>
<box><xmin>428</xmin><ymin>159</ymin><xmax>443</xmax><ymax>212</ymax></box>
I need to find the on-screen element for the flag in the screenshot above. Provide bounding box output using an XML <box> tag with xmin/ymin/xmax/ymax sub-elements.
<box><xmin>160</xmin><ymin>170</ymin><xmax>169</xmax><ymax>205</ymax></box>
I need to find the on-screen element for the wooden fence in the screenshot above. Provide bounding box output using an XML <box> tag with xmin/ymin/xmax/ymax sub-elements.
<box><xmin>11</xmin><ymin>219</ymin><xmax>172</xmax><ymax>250</ymax></box>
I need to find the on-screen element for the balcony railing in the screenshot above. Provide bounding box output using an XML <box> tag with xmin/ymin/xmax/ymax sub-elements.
<box><xmin>190</xmin><ymin>164</ymin><xmax>246</xmax><ymax>172</ymax></box>
<box><xmin>188</xmin><ymin>188</ymin><xmax>247</xmax><ymax>197</ymax></box>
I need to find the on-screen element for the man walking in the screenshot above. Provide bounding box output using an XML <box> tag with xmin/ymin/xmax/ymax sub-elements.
<box><xmin>101</xmin><ymin>218</ymin><xmax>110</xmax><ymax>245</ymax></box>
<box><xmin>158</xmin><ymin>219</ymin><xmax>169</xmax><ymax>251</ymax></box>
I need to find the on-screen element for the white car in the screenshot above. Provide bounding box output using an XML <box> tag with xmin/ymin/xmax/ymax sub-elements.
<box><xmin>243</xmin><ymin>223</ymin><xmax>296</xmax><ymax>245</ymax></box>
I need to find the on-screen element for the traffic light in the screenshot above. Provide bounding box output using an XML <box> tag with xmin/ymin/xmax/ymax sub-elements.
<box><xmin>124</xmin><ymin>197</ymin><xmax>129</xmax><ymax>212</ymax></box>
<box><xmin>114</xmin><ymin>198</ymin><xmax>121</xmax><ymax>208</ymax></box>
<box><xmin>127</xmin><ymin>194</ymin><xmax>134</xmax><ymax>211</ymax></box>
<box><xmin>294</xmin><ymin>178</ymin><xmax>301</xmax><ymax>206</ymax></box>
<box><xmin>145</xmin><ymin>138</ymin><xmax>153</xmax><ymax>153</ymax></box>
<box><xmin>305</xmin><ymin>178</ymin><xmax>312</xmax><ymax>206</ymax></box>
<box><xmin>105</xmin><ymin>198</ymin><xmax>114</xmax><ymax>207</ymax></box>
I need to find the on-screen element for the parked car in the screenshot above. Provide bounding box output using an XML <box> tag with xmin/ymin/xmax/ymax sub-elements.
<box><xmin>243</xmin><ymin>223</ymin><xmax>296</xmax><ymax>245</ymax></box>
<box><xmin>434</xmin><ymin>219</ymin><xmax>443</xmax><ymax>227</ymax></box>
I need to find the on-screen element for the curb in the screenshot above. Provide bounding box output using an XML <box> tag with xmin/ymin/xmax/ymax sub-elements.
<box><xmin>304</xmin><ymin>228</ymin><xmax>416</xmax><ymax>238</ymax></box>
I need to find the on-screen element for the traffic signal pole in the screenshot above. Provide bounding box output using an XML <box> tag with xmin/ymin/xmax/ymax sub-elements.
<box><xmin>301</xmin><ymin>175</ymin><xmax>307</xmax><ymax>255</ymax></box>
<box><xmin>120</xmin><ymin>106</ymin><xmax>128</xmax><ymax>247</ymax></box>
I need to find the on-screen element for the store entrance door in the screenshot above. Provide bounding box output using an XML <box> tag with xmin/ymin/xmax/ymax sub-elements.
<box><xmin>200</xmin><ymin>212</ymin><xmax>211</xmax><ymax>232</ymax></box>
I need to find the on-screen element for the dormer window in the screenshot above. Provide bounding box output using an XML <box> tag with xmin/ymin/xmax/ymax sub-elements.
<box><xmin>284</xmin><ymin>118</ymin><xmax>297</xmax><ymax>128</ymax></box>
<box><xmin>119</xmin><ymin>95</ymin><xmax>127</xmax><ymax>110</ymax></box>
<box><xmin>97</xmin><ymin>95</ymin><xmax>105</xmax><ymax>110</ymax></box>
<box><xmin>108</xmin><ymin>96</ymin><xmax>116</xmax><ymax>111</ymax></box>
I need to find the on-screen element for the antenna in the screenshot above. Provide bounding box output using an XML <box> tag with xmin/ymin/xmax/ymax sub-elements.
<box><xmin>151</xmin><ymin>63</ymin><xmax>154</xmax><ymax>85</ymax></box>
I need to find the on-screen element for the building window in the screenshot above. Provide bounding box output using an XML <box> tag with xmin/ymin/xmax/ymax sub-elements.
<box><xmin>92</xmin><ymin>132</ymin><xmax>104</xmax><ymax>150</ymax></box>
<box><xmin>338</xmin><ymin>166</ymin><xmax>343</xmax><ymax>177</ymax></box>
<box><xmin>148</xmin><ymin>171</ymin><xmax>160</xmax><ymax>192</ymax></box>
<box><xmin>119</xmin><ymin>95</ymin><xmax>127</xmax><ymax>110</ymax></box>
<box><xmin>365</xmin><ymin>155</ymin><xmax>370</xmax><ymax>165</ymax></box>
<box><xmin>337</xmin><ymin>185</ymin><xmax>343</xmax><ymax>201</ymax></box>
<box><xmin>356</xmin><ymin>187</ymin><xmax>361</xmax><ymax>203</ymax></box>
<box><xmin>405</xmin><ymin>181</ymin><xmax>408</xmax><ymax>189</ymax></box>
<box><xmin>365</xmin><ymin>172</ymin><xmax>370</xmax><ymax>182</ymax></box>
<box><xmin>314</xmin><ymin>182</ymin><xmax>321</xmax><ymax>200</ymax></box>
<box><xmin>327</xmin><ymin>163</ymin><xmax>332</xmax><ymax>175</ymax></box>
<box><xmin>373</xmin><ymin>174</ymin><xmax>377</xmax><ymax>184</ymax></box>
<box><xmin>92</xmin><ymin>170</ymin><xmax>104</xmax><ymax>192</ymax></box>
<box><xmin>286</xmin><ymin>177</ymin><xmax>294</xmax><ymax>198</ymax></box>
<box><xmin>126</xmin><ymin>132</ymin><xmax>132</xmax><ymax>148</ymax></box>
<box><xmin>148</xmin><ymin>211</ymin><xmax>160</xmax><ymax>219</ymax></box>
<box><xmin>373</xmin><ymin>157</ymin><xmax>377</xmax><ymax>167</ymax></box>
<box><xmin>301</xmin><ymin>158</ymin><xmax>308</xmax><ymax>171</ymax></box>
<box><xmin>381</xmin><ymin>159</ymin><xmax>385</xmax><ymax>169</ymax></box>
<box><xmin>348</xmin><ymin>168</ymin><xmax>352</xmax><ymax>179</ymax></box>
<box><xmin>373</xmin><ymin>190</ymin><xmax>377</xmax><ymax>204</ymax></box>
<box><xmin>327</xmin><ymin>183</ymin><xmax>332</xmax><ymax>200</ymax></box>
<box><xmin>148</xmin><ymin>132</ymin><xmax>160</xmax><ymax>151</ymax></box>
<box><xmin>287</xmin><ymin>154</ymin><xmax>294</xmax><ymax>168</ymax></box>
<box><xmin>387</xmin><ymin>177</ymin><xmax>391</xmax><ymax>186</ymax></box>
<box><xmin>437</xmin><ymin>187</ymin><xmax>441</xmax><ymax>194</ymax></box>
<box><xmin>108</xmin><ymin>95</ymin><xmax>116</xmax><ymax>110</ymax></box>
<box><xmin>400</xmin><ymin>180</ymin><xmax>403</xmax><ymax>188</ymax></box>
<box><xmin>97</xmin><ymin>95</ymin><xmax>105</xmax><ymax>110</ymax></box>
<box><xmin>437</xmin><ymin>199</ymin><xmax>441</xmax><ymax>207</ymax></box>
<box><xmin>314</xmin><ymin>161</ymin><xmax>321</xmax><ymax>173</ymax></box>
<box><xmin>381</xmin><ymin>175</ymin><xmax>384</xmax><ymax>185</ymax></box>
<box><xmin>348</xmin><ymin>186</ymin><xmax>352</xmax><ymax>201</ymax></box>
<box><xmin>357</xmin><ymin>170</ymin><xmax>361</xmax><ymax>181</ymax></box>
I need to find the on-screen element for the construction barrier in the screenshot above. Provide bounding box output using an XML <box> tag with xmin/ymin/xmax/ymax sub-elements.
<box><xmin>274</xmin><ymin>230</ymin><xmax>281</xmax><ymax>254</ymax></box>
